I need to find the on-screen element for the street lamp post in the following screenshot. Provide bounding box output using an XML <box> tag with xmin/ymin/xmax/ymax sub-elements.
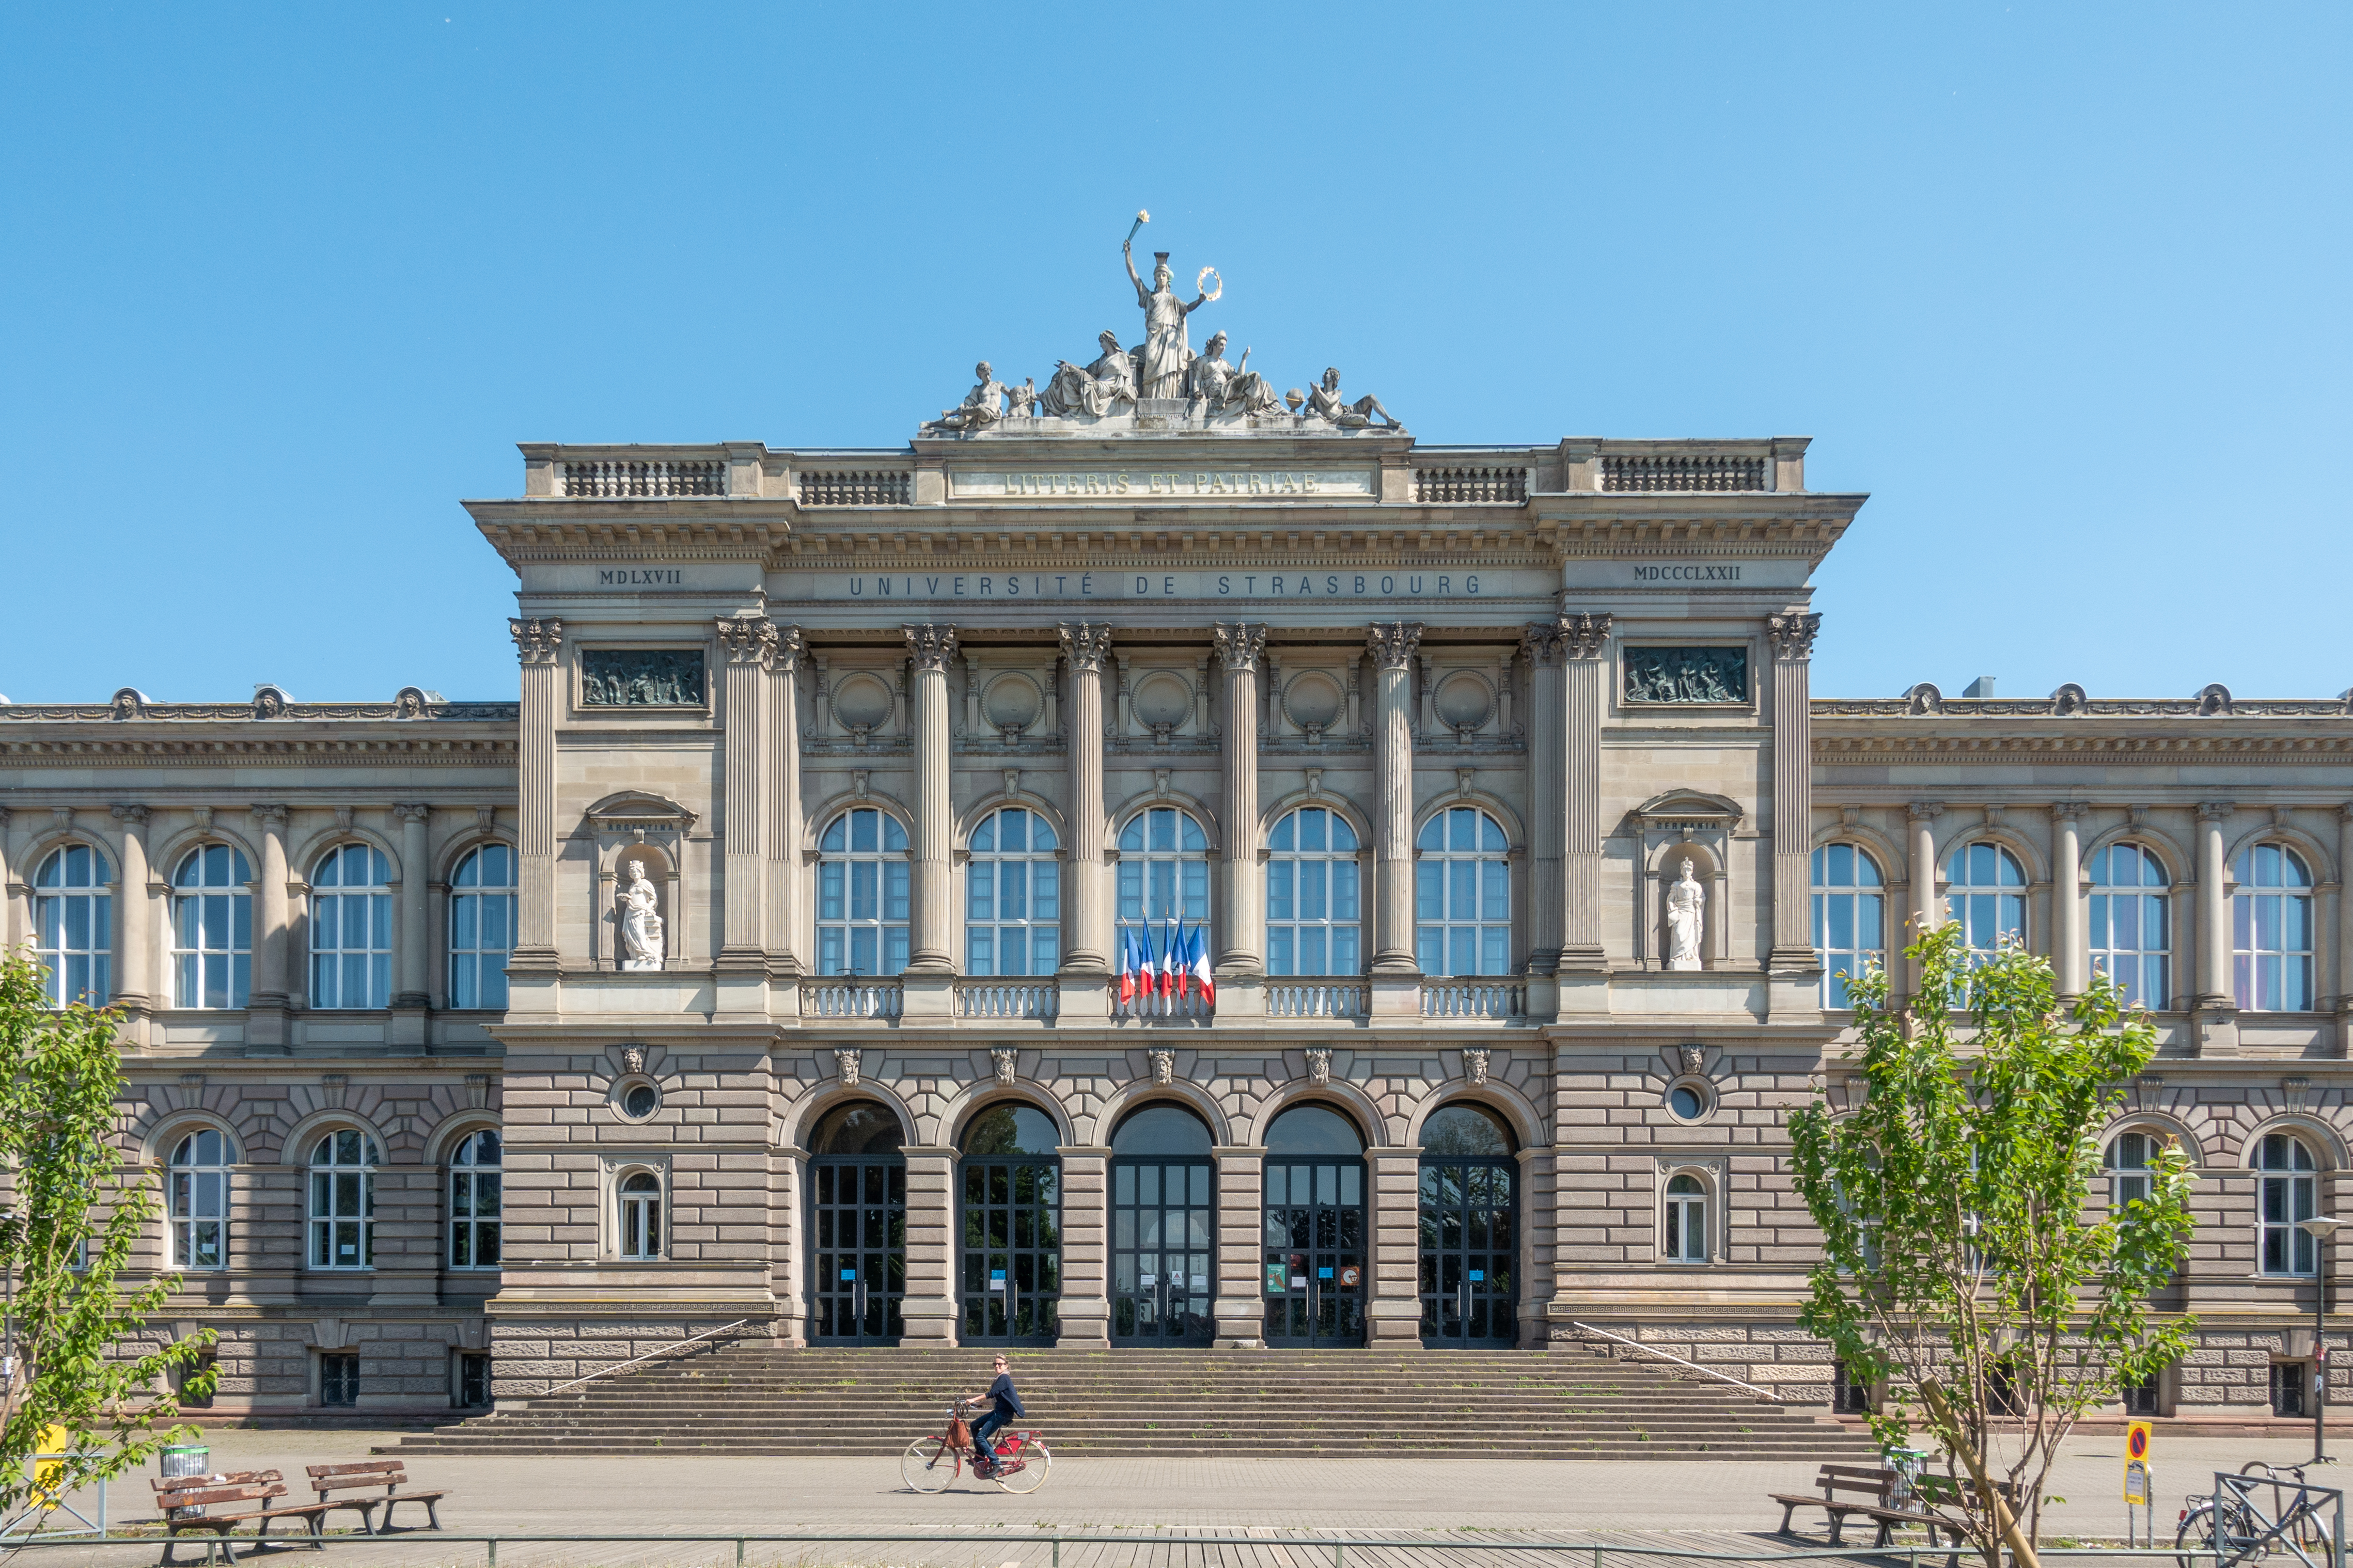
<box><xmin>2297</xmin><ymin>1215</ymin><xmax>2343</xmax><ymax>1464</ymax></box>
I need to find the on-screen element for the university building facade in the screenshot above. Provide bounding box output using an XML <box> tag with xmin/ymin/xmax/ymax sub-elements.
<box><xmin>5</xmin><ymin>367</ymin><xmax>2348</xmax><ymax>1426</ymax></box>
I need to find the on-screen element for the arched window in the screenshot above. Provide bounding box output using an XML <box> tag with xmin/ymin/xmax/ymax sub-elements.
<box><xmin>449</xmin><ymin>845</ymin><xmax>516</xmax><ymax>1010</ymax></box>
<box><xmin>310</xmin><ymin>845</ymin><xmax>392</xmax><ymax>1009</ymax></box>
<box><xmin>449</xmin><ymin>1129</ymin><xmax>501</xmax><ymax>1271</ymax></box>
<box><xmin>2107</xmin><ymin>1131</ymin><xmax>2154</xmax><ymax>1211</ymax></box>
<box><xmin>2235</xmin><ymin>845</ymin><xmax>2314</xmax><ymax>1012</ymax></box>
<box><xmin>1268</xmin><ymin>807</ymin><xmax>1361</xmax><ymax>977</ymax></box>
<box><xmin>619</xmin><ymin>1171</ymin><xmax>662</xmax><ymax>1260</ymax></box>
<box><xmin>2090</xmin><ymin>843</ymin><xmax>2171</xmax><ymax>1010</ymax></box>
<box><xmin>1809</xmin><ymin>844</ymin><xmax>1884</xmax><ymax>1008</ymax></box>
<box><xmin>1117</xmin><ymin>806</ymin><xmax>1210</xmax><ymax>947</ymax></box>
<box><xmin>1944</xmin><ymin>842</ymin><xmax>2025</xmax><ymax>959</ymax></box>
<box><xmin>1664</xmin><ymin>1173</ymin><xmax>1709</xmax><ymax>1262</ymax></box>
<box><xmin>34</xmin><ymin>845</ymin><xmax>112</xmax><ymax>1007</ymax></box>
<box><xmin>1415</xmin><ymin>807</ymin><xmax>1510</xmax><ymax>976</ymax></box>
<box><xmin>2255</xmin><ymin>1132</ymin><xmax>2319</xmax><ymax>1275</ymax></box>
<box><xmin>167</xmin><ymin>1129</ymin><xmax>232</xmax><ymax>1270</ymax></box>
<box><xmin>966</xmin><ymin>807</ymin><xmax>1059</xmax><ymax>977</ymax></box>
<box><xmin>308</xmin><ymin>1129</ymin><xmax>379</xmax><ymax>1270</ymax></box>
<box><xmin>817</xmin><ymin>808</ymin><xmax>910</xmax><ymax>976</ymax></box>
<box><xmin>173</xmin><ymin>845</ymin><xmax>253</xmax><ymax>1009</ymax></box>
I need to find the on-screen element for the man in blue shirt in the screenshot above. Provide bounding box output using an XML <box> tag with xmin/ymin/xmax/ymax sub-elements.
<box><xmin>966</xmin><ymin>1355</ymin><xmax>1025</xmax><ymax>1473</ymax></box>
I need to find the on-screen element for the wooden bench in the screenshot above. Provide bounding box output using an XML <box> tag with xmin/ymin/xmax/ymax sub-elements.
<box><xmin>304</xmin><ymin>1462</ymin><xmax>446</xmax><ymax>1535</ymax></box>
<box><xmin>150</xmin><ymin>1477</ymin><xmax>332</xmax><ymax>1566</ymax></box>
<box><xmin>152</xmin><ymin>1469</ymin><xmax>281</xmax><ymax>1518</ymax></box>
<box><xmin>1769</xmin><ymin>1464</ymin><xmax>1949</xmax><ymax>1547</ymax></box>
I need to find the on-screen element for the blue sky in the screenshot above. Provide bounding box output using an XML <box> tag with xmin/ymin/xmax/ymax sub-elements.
<box><xmin>3</xmin><ymin>4</ymin><xmax>2345</xmax><ymax>704</ymax></box>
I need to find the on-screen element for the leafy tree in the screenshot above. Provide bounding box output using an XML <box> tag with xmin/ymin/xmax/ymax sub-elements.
<box><xmin>1790</xmin><ymin>924</ymin><xmax>2195</xmax><ymax>1568</ymax></box>
<box><xmin>0</xmin><ymin>951</ymin><xmax>214</xmax><ymax>1516</ymax></box>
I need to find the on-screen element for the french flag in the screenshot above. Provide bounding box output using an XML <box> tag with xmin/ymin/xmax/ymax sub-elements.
<box><xmin>1117</xmin><ymin>925</ymin><xmax>1146</xmax><ymax>1005</ymax></box>
<box><xmin>1159</xmin><ymin>915</ymin><xmax>1182</xmax><ymax>1000</ymax></box>
<box><xmin>1185</xmin><ymin>923</ymin><xmax>1216</xmax><ymax>1006</ymax></box>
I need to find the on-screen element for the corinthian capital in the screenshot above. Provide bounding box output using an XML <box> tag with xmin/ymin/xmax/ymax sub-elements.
<box><xmin>1365</xmin><ymin>621</ymin><xmax>1424</xmax><ymax>671</ymax></box>
<box><xmin>1211</xmin><ymin>622</ymin><xmax>1268</xmax><ymax>672</ymax></box>
<box><xmin>509</xmin><ymin>617</ymin><xmax>564</xmax><ymax>664</ymax></box>
<box><xmin>1766</xmin><ymin>612</ymin><xmax>1824</xmax><ymax>662</ymax></box>
<box><xmin>1058</xmin><ymin>622</ymin><xmax>1114</xmax><ymax>673</ymax></box>
<box><xmin>772</xmin><ymin>625</ymin><xmax>804</xmax><ymax>673</ymax></box>
<box><xmin>716</xmin><ymin>614</ymin><xmax>780</xmax><ymax>667</ymax></box>
<box><xmin>903</xmin><ymin>623</ymin><xmax>960</xmax><ymax>671</ymax></box>
<box><xmin>1519</xmin><ymin>621</ymin><xmax>1567</xmax><ymax>667</ymax></box>
<box><xmin>1557</xmin><ymin>612</ymin><xmax>1612</xmax><ymax>661</ymax></box>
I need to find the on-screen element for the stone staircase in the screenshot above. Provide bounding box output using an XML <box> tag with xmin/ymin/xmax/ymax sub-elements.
<box><xmin>389</xmin><ymin>1343</ymin><xmax>1879</xmax><ymax>1460</ymax></box>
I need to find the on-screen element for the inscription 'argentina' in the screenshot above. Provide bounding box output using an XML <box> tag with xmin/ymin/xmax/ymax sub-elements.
<box><xmin>597</xmin><ymin>567</ymin><xmax>684</xmax><ymax>587</ymax></box>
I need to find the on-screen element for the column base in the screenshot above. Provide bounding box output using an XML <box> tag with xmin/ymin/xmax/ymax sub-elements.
<box><xmin>2191</xmin><ymin>1005</ymin><xmax>2240</xmax><ymax>1057</ymax></box>
<box><xmin>243</xmin><ymin>1002</ymin><xmax>290</xmax><ymax>1051</ymax></box>
<box><xmin>388</xmin><ymin>1004</ymin><xmax>429</xmax><ymax>1052</ymax></box>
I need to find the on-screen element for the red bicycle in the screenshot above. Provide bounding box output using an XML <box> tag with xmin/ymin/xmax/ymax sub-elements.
<box><xmin>902</xmin><ymin>1400</ymin><xmax>1050</xmax><ymax>1494</ymax></box>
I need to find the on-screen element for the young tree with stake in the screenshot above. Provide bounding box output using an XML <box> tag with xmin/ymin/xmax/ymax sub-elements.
<box><xmin>0</xmin><ymin>952</ymin><xmax>214</xmax><ymax>1517</ymax></box>
<box><xmin>1790</xmin><ymin>924</ymin><xmax>2195</xmax><ymax>1568</ymax></box>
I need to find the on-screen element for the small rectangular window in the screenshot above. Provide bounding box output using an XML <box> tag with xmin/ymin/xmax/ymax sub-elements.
<box><xmin>458</xmin><ymin>1353</ymin><xmax>491</xmax><ymax>1408</ymax></box>
<box><xmin>1831</xmin><ymin>1359</ymin><xmax>1872</xmax><ymax>1414</ymax></box>
<box><xmin>180</xmin><ymin>1352</ymin><xmax>218</xmax><ymax>1410</ymax></box>
<box><xmin>2273</xmin><ymin>1361</ymin><xmax>2308</xmax><ymax>1418</ymax></box>
<box><xmin>2124</xmin><ymin>1372</ymin><xmax>2161</xmax><ymax>1416</ymax></box>
<box><xmin>320</xmin><ymin>1353</ymin><xmax>360</xmax><ymax>1408</ymax></box>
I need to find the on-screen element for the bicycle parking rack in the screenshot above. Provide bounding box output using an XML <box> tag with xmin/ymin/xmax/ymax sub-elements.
<box><xmin>2210</xmin><ymin>1469</ymin><xmax>2346</xmax><ymax>1568</ymax></box>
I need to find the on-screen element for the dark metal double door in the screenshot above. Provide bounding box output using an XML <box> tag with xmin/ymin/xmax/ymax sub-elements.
<box><xmin>1262</xmin><ymin>1157</ymin><xmax>1366</xmax><ymax>1347</ymax></box>
<box><xmin>1418</xmin><ymin>1157</ymin><xmax>1516</xmax><ymax>1347</ymax></box>
<box><xmin>960</xmin><ymin>1157</ymin><xmax>1061</xmax><ymax>1344</ymax></box>
<box><xmin>1111</xmin><ymin>1156</ymin><xmax>1215</xmax><ymax>1345</ymax></box>
<box><xmin>809</xmin><ymin>1157</ymin><xmax>905</xmax><ymax>1344</ymax></box>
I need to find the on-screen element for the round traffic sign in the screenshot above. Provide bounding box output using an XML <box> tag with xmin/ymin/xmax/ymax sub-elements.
<box><xmin>2127</xmin><ymin>1424</ymin><xmax>2150</xmax><ymax>1460</ymax></box>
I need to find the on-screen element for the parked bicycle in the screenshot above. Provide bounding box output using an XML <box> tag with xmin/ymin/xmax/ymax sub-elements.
<box><xmin>901</xmin><ymin>1400</ymin><xmax>1051</xmax><ymax>1494</ymax></box>
<box><xmin>2175</xmin><ymin>1461</ymin><xmax>2338</xmax><ymax>1568</ymax></box>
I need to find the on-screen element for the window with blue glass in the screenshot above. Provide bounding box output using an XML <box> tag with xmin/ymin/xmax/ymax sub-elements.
<box><xmin>1944</xmin><ymin>842</ymin><xmax>2026</xmax><ymax>959</ymax></box>
<box><xmin>310</xmin><ymin>844</ymin><xmax>393</xmax><ymax>1009</ymax></box>
<box><xmin>2234</xmin><ymin>844</ymin><xmax>2313</xmax><ymax>1012</ymax></box>
<box><xmin>173</xmin><ymin>845</ymin><xmax>253</xmax><ymax>1009</ymax></box>
<box><xmin>2089</xmin><ymin>842</ymin><xmax>2170</xmax><ymax>1010</ymax></box>
<box><xmin>967</xmin><ymin>807</ymin><xmax>1060</xmax><ymax>976</ymax></box>
<box><xmin>1414</xmin><ymin>808</ymin><xmax>1510</xmax><ymax>976</ymax></box>
<box><xmin>1116</xmin><ymin>807</ymin><xmax>1209</xmax><ymax>932</ymax></box>
<box><xmin>35</xmin><ymin>845</ymin><xmax>112</xmax><ymax>1007</ymax></box>
<box><xmin>818</xmin><ymin>808</ymin><xmax>911</xmax><ymax>976</ymax></box>
<box><xmin>1267</xmin><ymin>808</ymin><xmax>1361</xmax><ymax>976</ymax></box>
<box><xmin>1808</xmin><ymin>844</ymin><xmax>1884</xmax><ymax>1007</ymax></box>
<box><xmin>448</xmin><ymin>844</ymin><xmax>515</xmax><ymax>1010</ymax></box>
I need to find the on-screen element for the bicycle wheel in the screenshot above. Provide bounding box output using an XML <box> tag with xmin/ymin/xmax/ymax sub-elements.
<box><xmin>993</xmin><ymin>1437</ymin><xmax>1051</xmax><ymax>1494</ymax></box>
<box><xmin>902</xmin><ymin>1435</ymin><xmax>958</xmax><ymax>1493</ymax></box>
<box><xmin>2178</xmin><ymin>1502</ymin><xmax>2261</xmax><ymax>1568</ymax></box>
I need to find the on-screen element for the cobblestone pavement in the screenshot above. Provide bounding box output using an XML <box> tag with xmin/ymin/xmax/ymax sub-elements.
<box><xmin>19</xmin><ymin>1428</ymin><xmax>2338</xmax><ymax>1568</ymax></box>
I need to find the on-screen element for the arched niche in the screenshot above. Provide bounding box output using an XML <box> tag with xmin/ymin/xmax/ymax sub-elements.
<box><xmin>585</xmin><ymin>791</ymin><xmax>695</xmax><ymax>972</ymax></box>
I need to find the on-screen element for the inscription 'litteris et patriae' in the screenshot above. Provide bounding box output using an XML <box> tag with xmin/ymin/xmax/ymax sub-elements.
<box><xmin>954</xmin><ymin>469</ymin><xmax>1374</xmax><ymax>500</ymax></box>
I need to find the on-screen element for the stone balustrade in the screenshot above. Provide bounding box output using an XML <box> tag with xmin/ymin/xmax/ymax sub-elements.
<box><xmin>953</xmin><ymin>979</ymin><xmax>1058</xmax><ymax>1021</ymax></box>
<box><xmin>796</xmin><ymin>468</ymin><xmax>913</xmax><ymax>506</ymax></box>
<box><xmin>560</xmin><ymin>458</ymin><xmax>727</xmax><ymax>498</ymax></box>
<box><xmin>1413</xmin><ymin>466</ymin><xmax>1528</xmax><ymax>504</ymax></box>
<box><xmin>1265</xmin><ymin>980</ymin><xmax>1367</xmax><ymax>1019</ymax></box>
<box><xmin>801</xmin><ymin>978</ymin><xmax>903</xmax><ymax>1019</ymax></box>
<box><xmin>1601</xmin><ymin>454</ymin><xmax>1766</xmax><ymax>493</ymax></box>
<box><xmin>1115</xmin><ymin>990</ymin><xmax>1213</xmax><ymax>1021</ymax></box>
<box><xmin>1419</xmin><ymin>980</ymin><xmax>1525</xmax><ymax>1021</ymax></box>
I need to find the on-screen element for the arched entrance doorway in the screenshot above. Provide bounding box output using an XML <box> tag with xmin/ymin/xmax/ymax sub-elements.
<box><xmin>1108</xmin><ymin>1104</ymin><xmax>1216</xmax><ymax>1346</ymax></box>
<box><xmin>1261</xmin><ymin>1104</ymin><xmax>1367</xmax><ymax>1348</ymax></box>
<box><xmin>807</xmin><ymin>1101</ymin><xmax>906</xmax><ymax>1345</ymax></box>
<box><xmin>959</xmin><ymin>1103</ymin><xmax>1061</xmax><ymax>1346</ymax></box>
<box><xmin>1417</xmin><ymin>1103</ymin><xmax>1518</xmax><ymax>1348</ymax></box>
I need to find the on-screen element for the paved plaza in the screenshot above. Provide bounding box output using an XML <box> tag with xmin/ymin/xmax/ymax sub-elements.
<box><xmin>18</xmin><ymin>1427</ymin><xmax>2344</xmax><ymax>1567</ymax></box>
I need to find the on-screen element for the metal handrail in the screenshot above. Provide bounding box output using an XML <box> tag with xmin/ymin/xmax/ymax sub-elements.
<box><xmin>537</xmin><ymin>1318</ymin><xmax>757</xmax><ymax>1397</ymax></box>
<box><xmin>1564</xmin><ymin>1319</ymin><xmax>1785</xmax><ymax>1403</ymax></box>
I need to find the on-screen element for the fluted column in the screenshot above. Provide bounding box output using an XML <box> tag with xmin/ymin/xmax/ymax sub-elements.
<box><xmin>391</xmin><ymin>804</ymin><xmax>431</xmax><ymax>1007</ymax></box>
<box><xmin>2051</xmin><ymin>803</ymin><xmax>2087</xmax><ymax>998</ymax></box>
<box><xmin>766</xmin><ymin>626</ymin><xmax>804</xmax><ymax>976</ymax></box>
<box><xmin>509</xmin><ymin>617</ymin><xmax>563</xmax><ymax>971</ymax></box>
<box><xmin>905</xmin><ymin>624</ymin><xmax>960</xmax><ymax>975</ymax></box>
<box><xmin>1766</xmin><ymin>613</ymin><xmax>1821</xmax><ymax>969</ymax></box>
<box><xmin>109</xmin><ymin>804</ymin><xmax>151</xmax><ymax>1013</ymax></box>
<box><xmin>1212</xmin><ymin>623</ymin><xmax>1268</xmax><ymax>974</ymax></box>
<box><xmin>250</xmin><ymin>803</ymin><xmax>290</xmax><ymax>1009</ymax></box>
<box><xmin>1368</xmin><ymin>622</ymin><xmax>1423</xmax><ymax>975</ymax></box>
<box><xmin>1908</xmin><ymin>801</ymin><xmax>1943</xmax><ymax>995</ymax></box>
<box><xmin>2197</xmin><ymin>801</ymin><xmax>2233</xmax><ymax>1007</ymax></box>
<box><xmin>1559</xmin><ymin>614</ymin><xmax>1612</xmax><ymax>971</ymax></box>
<box><xmin>2337</xmin><ymin>805</ymin><xmax>2353</xmax><ymax>1055</ymax></box>
<box><xmin>1520</xmin><ymin>624</ymin><xmax>1567</xmax><ymax>976</ymax></box>
<box><xmin>1058</xmin><ymin>623</ymin><xmax>1113</xmax><ymax>973</ymax></box>
<box><xmin>717</xmin><ymin>615</ymin><xmax>779</xmax><ymax>968</ymax></box>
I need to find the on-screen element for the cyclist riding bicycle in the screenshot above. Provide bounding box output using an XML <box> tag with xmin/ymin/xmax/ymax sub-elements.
<box><xmin>963</xmin><ymin>1355</ymin><xmax>1024</xmax><ymax>1475</ymax></box>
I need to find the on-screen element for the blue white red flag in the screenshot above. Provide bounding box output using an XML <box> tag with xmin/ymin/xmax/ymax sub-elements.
<box><xmin>1160</xmin><ymin>914</ymin><xmax>1182</xmax><ymax>999</ymax></box>
<box><xmin>1117</xmin><ymin>925</ymin><xmax>1141</xmax><ymax>1004</ymax></box>
<box><xmin>1186</xmin><ymin>922</ymin><xmax>1216</xmax><ymax>1005</ymax></box>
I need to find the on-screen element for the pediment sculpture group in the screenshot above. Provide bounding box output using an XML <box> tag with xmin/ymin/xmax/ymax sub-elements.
<box><xmin>926</xmin><ymin>236</ymin><xmax>1400</xmax><ymax>433</ymax></box>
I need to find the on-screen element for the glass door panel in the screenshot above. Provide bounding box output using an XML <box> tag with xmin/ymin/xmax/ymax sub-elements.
<box><xmin>960</xmin><ymin>1157</ymin><xmax>1061</xmax><ymax>1344</ymax></box>
<box><xmin>1110</xmin><ymin>1157</ymin><xmax>1215</xmax><ymax>1345</ymax></box>
<box><xmin>1417</xmin><ymin>1158</ymin><xmax>1515</xmax><ymax>1347</ymax></box>
<box><xmin>1261</xmin><ymin>1158</ymin><xmax>1365</xmax><ymax>1347</ymax></box>
<box><xmin>809</xmin><ymin>1158</ymin><xmax>906</xmax><ymax>1344</ymax></box>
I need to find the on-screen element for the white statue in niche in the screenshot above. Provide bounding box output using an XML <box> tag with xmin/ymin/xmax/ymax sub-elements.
<box><xmin>617</xmin><ymin>862</ymin><xmax>666</xmax><ymax>972</ymax></box>
<box><xmin>1665</xmin><ymin>857</ymin><xmax>1705</xmax><ymax>972</ymax></box>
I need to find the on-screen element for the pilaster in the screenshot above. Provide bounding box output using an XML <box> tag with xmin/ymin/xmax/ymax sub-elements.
<box><xmin>1212</xmin><ymin>1145</ymin><xmax>1266</xmax><ymax>1348</ymax></box>
<box><xmin>1907</xmin><ymin>800</ymin><xmax>1943</xmax><ymax>998</ymax></box>
<box><xmin>1558</xmin><ymin>613</ymin><xmax>1612</xmax><ymax>995</ymax></box>
<box><xmin>246</xmin><ymin>803</ymin><xmax>291</xmax><ymax>1049</ymax></box>
<box><xmin>508</xmin><ymin>617</ymin><xmax>563</xmax><ymax>980</ymax></box>
<box><xmin>765</xmin><ymin>625</ymin><xmax>805</xmax><ymax>984</ymax></box>
<box><xmin>1368</xmin><ymin>1147</ymin><xmax>1422</xmax><ymax>1344</ymax></box>
<box><xmin>389</xmin><ymin>802</ymin><xmax>431</xmax><ymax>1050</ymax></box>
<box><xmin>898</xmin><ymin>1144</ymin><xmax>960</xmax><ymax>1344</ymax></box>
<box><xmin>1519</xmin><ymin>623</ymin><xmax>1566</xmax><ymax>996</ymax></box>
<box><xmin>716</xmin><ymin>614</ymin><xmax>777</xmax><ymax>990</ymax></box>
<box><xmin>2339</xmin><ymin>805</ymin><xmax>2353</xmax><ymax>1057</ymax></box>
<box><xmin>2051</xmin><ymin>802</ymin><xmax>2087</xmax><ymax>999</ymax></box>
<box><xmin>1054</xmin><ymin>1144</ymin><xmax>1111</xmax><ymax>1347</ymax></box>
<box><xmin>1058</xmin><ymin>623</ymin><xmax>1113</xmax><ymax>981</ymax></box>
<box><xmin>1765</xmin><ymin>612</ymin><xmax>1821</xmax><ymax>975</ymax></box>
<box><xmin>108</xmin><ymin>804</ymin><xmax>152</xmax><ymax>1017</ymax></box>
<box><xmin>1367</xmin><ymin>622</ymin><xmax>1422</xmax><ymax>997</ymax></box>
<box><xmin>904</xmin><ymin>624</ymin><xmax>960</xmax><ymax>981</ymax></box>
<box><xmin>1212</xmin><ymin>622</ymin><xmax>1268</xmax><ymax>977</ymax></box>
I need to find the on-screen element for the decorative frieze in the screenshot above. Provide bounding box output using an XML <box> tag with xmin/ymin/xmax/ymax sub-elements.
<box><xmin>1624</xmin><ymin>646</ymin><xmax>1746</xmax><ymax>705</ymax></box>
<box><xmin>582</xmin><ymin>650</ymin><xmax>704</xmax><ymax>707</ymax></box>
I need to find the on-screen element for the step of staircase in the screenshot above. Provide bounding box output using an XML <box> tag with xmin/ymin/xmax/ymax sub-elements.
<box><xmin>388</xmin><ymin>1344</ymin><xmax>1876</xmax><ymax>1462</ymax></box>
